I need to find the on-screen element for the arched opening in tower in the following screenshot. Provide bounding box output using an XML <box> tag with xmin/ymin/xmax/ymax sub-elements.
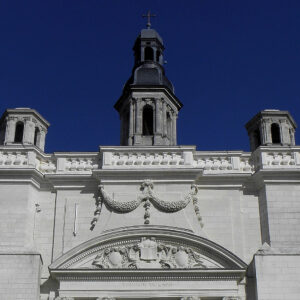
<box><xmin>167</xmin><ymin>112</ymin><xmax>172</xmax><ymax>139</ymax></box>
<box><xmin>144</xmin><ymin>47</ymin><xmax>154</xmax><ymax>61</ymax></box>
<box><xmin>271</xmin><ymin>123</ymin><xmax>281</xmax><ymax>144</ymax></box>
<box><xmin>34</xmin><ymin>127</ymin><xmax>40</xmax><ymax>146</ymax></box>
<box><xmin>14</xmin><ymin>122</ymin><xmax>24</xmax><ymax>143</ymax></box>
<box><xmin>143</xmin><ymin>105</ymin><xmax>154</xmax><ymax>135</ymax></box>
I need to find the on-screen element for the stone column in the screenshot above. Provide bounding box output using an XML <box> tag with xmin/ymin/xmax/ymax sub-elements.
<box><xmin>172</xmin><ymin>113</ymin><xmax>177</xmax><ymax>145</ymax></box>
<box><xmin>162</xmin><ymin>102</ymin><xmax>167</xmax><ymax>136</ymax></box>
<box><xmin>4</xmin><ymin>117</ymin><xmax>16</xmax><ymax>144</ymax></box>
<box><xmin>155</xmin><ymin>99</ymin><xmax>162</xmax><ymax>134</ymax></box>
<box><xmin>280</xmin><ymin>120</ymin><xmax>290</xmax><ymax>145</ymax></box>
<box><xmin>129</xmin><ymin>100</ymin><xmax>134</xmax><ymax>137</ymax></box>
<box><xmin>23</xmin><ymin>119</ymin><xmax>35</xmax><ymax>144</ymax></box>
<box><xmin>135</xmin><ymin>99</ymin><xmax>142</xmax><ymax>134</ymax></box>
<box><xmin>141</xmin><ymin>47</ymin><xmax>145</xmax><ymax>61</ymax></box>
<box><xmin>153</xmin><ymin>47</ymin><xmax>157</xmax><ymax>62</ymax></box>
<box><xmin>39</xmin><ymin>129</ymin><xmax>46</xmax><ymax>151</ymax></box>
<box><xmin>264</xmin><ymin>119</ymin><xmax>272</xmax><ymax>144</ymax></box>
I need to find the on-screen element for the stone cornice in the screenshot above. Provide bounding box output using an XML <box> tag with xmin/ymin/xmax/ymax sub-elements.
<box><xmin>0</xmin><ymin>168</ymin><xmax>45</xmax><ymax>189</ymax></box>
<box><xmin>93</xmin><ymin>168</ymin><xmax>203</xmax><ymax>183</ymax></box>
<box><xmin>51</xmin><ymin>268</ymin><xmax>245</xmax><ymax>282</ymax></box>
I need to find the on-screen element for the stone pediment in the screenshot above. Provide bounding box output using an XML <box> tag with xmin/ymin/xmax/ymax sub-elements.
<box><xmin>50</xmin><ymin>227</ymin><xmax>246</xmax><ymax>281</ymax></box>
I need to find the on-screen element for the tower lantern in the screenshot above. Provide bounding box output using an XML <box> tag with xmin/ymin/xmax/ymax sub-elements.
<box><xmin>114</xmin><ymin>24</ymin><xmax>183</xmax><ymax>146</ymax></box>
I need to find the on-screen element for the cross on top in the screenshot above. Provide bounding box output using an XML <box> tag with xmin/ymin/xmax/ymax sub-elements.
<box><xmin>142</xmin><ymin>11</ymin><xmax>156</xmax><ymax>29</ymax></box>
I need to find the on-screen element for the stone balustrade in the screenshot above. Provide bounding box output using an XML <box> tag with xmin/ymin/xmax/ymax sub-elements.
<box><xmin>193</xmin><ymin>152</ymin><xmax>253</xmax><ymax>173</ymax></box>
<box><xmin>1</xmin><ymin>146</ymin><xmax>300</xmax><ymax>175</ymax></box>
<box><xmin>252</xmin><ymin>146</ymin><xmax>300</xmax><ymax>171</ymax></box>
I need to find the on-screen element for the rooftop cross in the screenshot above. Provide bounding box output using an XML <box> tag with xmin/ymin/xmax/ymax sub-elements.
<box><xmin>142</xmin><ymin>10</ymin><xmax>156</xmax><ymax>29</ymax></box>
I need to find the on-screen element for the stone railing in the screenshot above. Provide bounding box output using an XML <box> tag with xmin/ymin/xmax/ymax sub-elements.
<box><xmin>252</xmin><ymin>147</ymin><xmax>300</xmax><ymax>171</ymax></box>
<box><xmin>37</xmin><ymin>153</ymin><xmax>100</xmax><ymax>174</ymax></box>
<box><xmin>0</xmin><ymin>150</ymin><xmax>29</xmax><ymax>167</ymax></box>
<box><xmin>1</xmin><ymin>146</ymin><xmax>300</xmax><ymax>175</ymax></box>
<box><xmin>0</xmin><ymin>147</ymin><xmax>100</xmax><ymax>174</ymax></box>
<box><xmin>193</xmin><ymin>152</ymin><xmax>253</xmax><ymax>173</ymax></box>
<box><xmin>101</xmin><ymin>146</ymin><xmax>195</xmax><ymax>169</ymax></box>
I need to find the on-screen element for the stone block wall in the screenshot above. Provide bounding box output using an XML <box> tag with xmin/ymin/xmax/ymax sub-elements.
<box><xmin>264</xmin><ymin>184</ymin><xmax>300</xmax><ymax>249</ymax></box>
<box><xmin>248</xmin><ymin>254</ymin><xmax>300</xmax><ymax>300</ymax></box>
<box><xmin>0</xmin><ymin>253</ymin><xmax>42</xmax><ymax>300</ymax></box>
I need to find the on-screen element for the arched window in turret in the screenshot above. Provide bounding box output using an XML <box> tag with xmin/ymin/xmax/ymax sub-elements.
<box><xmin>14</xmin><ymin>122</ymin><xmax>24</xmax><ymax>143</ymax></box>
<box><xmin>167</xmin><ymin>112</ymin><xmax>171</xmax><ymax>138</ymax></box>
<box><xmin>144</xmin><ymin>47</ymin><xmax>154</xmax><ymax>61</ymax></box>
<box><xmin>253</xmin><ymin>129</ymin><xmax>261</xmax><ymax>149</ymax></box>
<box><xmin>271</xmin><ymin>123</ymin><xmax>281</xmax><ymax>144</ymax></box>
<box><xmin>142</xmin><ymin>105</ymin><xmax>154</xmax><ymax>135</ymax></box>
<box><xmin>34</xmin><ymin>127</ymin><xmax>40</xmax><ymax>146</ymax></box>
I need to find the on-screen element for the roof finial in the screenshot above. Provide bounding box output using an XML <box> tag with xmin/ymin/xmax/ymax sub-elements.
<box><xmin>142</xmin><ymin>10</ymin><xmax>156</xmax><ymax>29</ymax></box>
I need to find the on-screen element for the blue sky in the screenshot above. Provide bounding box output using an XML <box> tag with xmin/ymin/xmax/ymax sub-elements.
<box><xmin>1</xmin><ymin>1</ymin><xmax>300</xmax><ymax>152</ymax></box>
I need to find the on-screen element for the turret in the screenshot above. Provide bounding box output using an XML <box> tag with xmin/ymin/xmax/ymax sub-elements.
<box><xmin>0</xmin><ymin>108</ymin><xmax>50</xmax><ymax>151</ymax></box>
<box><xmin>245</xmin><ymin>109</ymin><xmax>296</xmax><ymax>152</ymax></box>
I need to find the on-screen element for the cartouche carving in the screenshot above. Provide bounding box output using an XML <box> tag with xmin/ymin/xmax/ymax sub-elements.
<box><xmin>91</xmin><ymin>237</ymin><xmax>211</xmax><ymax>269</ymax></box>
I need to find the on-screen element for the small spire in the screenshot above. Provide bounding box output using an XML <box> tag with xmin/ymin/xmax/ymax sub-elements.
<box><xmin>142</xmin><ymin>10</ymin><xmax>156</xmax><ymax>29</ymax></box>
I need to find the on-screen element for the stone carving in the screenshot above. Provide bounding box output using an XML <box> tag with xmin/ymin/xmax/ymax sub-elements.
<box><xmin>91</xmin><ymin>237</ymin><xmax>209</xmax><ymax>269</ymax></box>
<box><xmin>95</xmin><ymin>180</ymin><xmax>199</xmax><ymax>225</ymax></box>
<box><xmin>190</xmin><ymin>185</ymin><xmax>204</xmax><ymax>228</ymax></box>
<box><xmin>0</xmin><ymin>152</ymin><xmax>28</xmax><ymax>167</ymax></box>
<box><xmin>108</xmin><ymin>151</ymin><xmax>185</xmax><ymax>167</ymax></box>
<box><xmin>65</xmin><ymin>158</ymin><xmax>98</xmax><ymax>172</ymax></box>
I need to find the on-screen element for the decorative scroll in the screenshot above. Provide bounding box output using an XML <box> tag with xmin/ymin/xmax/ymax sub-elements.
<box><xmin>91</xmin><ymin>237</ymin><xmax>215</xmax><ymax>270</ymax></box>
<box><xmin>91</xmin><ymin>180</ymin><xmax>202</xmax><ymax>227</ymax></box>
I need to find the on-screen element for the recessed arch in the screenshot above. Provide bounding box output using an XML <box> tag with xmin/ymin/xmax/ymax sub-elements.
<box><xmin>34</xmin><ymin>127</ymin><xmax>40</xmax><ymax>146</ymax></box>
<box><xmin>144</xmin><ymin>47</ymin><xmax>154</xmax><ymax>61</ymax></box>
<box><xmin>271</xmin><ymin>123</ymin><xmax>281</xmax><ymax>144</ymax></box>
<box><xmin>14</xmin><ymin>121</ymin><xmax>24</xmax><ymax>143</ymax></box>
<box><xmin>142</xmin><ymin>105</ymin><xmax>154</xmax><ymax>135</ymax></box>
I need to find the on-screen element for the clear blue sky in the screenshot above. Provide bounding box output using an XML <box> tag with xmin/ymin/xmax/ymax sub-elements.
<box><xmin>1</xmin><ymin>1</ymin><xmax>300</xmax><ymax>152</ymax></box>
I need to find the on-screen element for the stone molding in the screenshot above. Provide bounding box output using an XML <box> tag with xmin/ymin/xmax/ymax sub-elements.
<box><xmin>49</xmin><ymin>226</ymin><xmax>247</xmax><ymax>282</ymax></box>
<box><xmin>1</xmin><ymin>146</ymin><xmax>300</xmax><ymax>182</ymax></box>
<box><xmin>91</xmin><ymin>181</ymin><xmax>202</xmax><ymax>228</ymax></box>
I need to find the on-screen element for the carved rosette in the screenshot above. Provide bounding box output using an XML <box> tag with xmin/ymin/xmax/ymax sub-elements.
<box><xmin>90</xmin><ymin>237</ymin><xmax>215</xmax><ymax>270</ymax></box>
<box><xmin>92</xmin><ymin>180</ymin><xmax>203</xmax><ymax>227</ymax></box>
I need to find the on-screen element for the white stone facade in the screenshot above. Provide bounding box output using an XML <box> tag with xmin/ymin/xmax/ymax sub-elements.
<box><xmin>0</xmin><ymin>26</ymin><xmax>300</xmax><ymax>300</ymax></box>
<box><xmin>0</xmin><ymin>142</ymin><xmax>299</xmax><ymax>299</ymax></box>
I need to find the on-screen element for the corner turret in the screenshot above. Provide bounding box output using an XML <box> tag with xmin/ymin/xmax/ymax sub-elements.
<box><xmin>0</xmin><ymin>108</ymin><xmax>50</xmax><ymax>151</ymax></box>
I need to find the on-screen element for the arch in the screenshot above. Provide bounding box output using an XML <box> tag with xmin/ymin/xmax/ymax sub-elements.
<box><xmin>142</xmin><ymin>105</ymin><xmax>154</xmax><ymax>135</ymax></box>
<box><xmin>144</xmin><ymin>47</ymin><xmax>154</xmax><ymax>61</ymax></box>
<box><xmin>167</xmin><ymin>111</ymin><xmax>172</xmax><ymax>138</ymax></box>
<box><xmin>49</xmin><ymin>226</ymin><xmax>247</xmax><ymax>273</ymax></box>
<box><xmin>14</xmin><ymin>122</ymin><xmax>24</xmax><ymax>143</ymax></box>
<box><xmin>34</xmin><ymin>127</ymin><xmax>40</xmax><ymax>146</ymax></box>
<box><xmin>271</xmin><ymin>123</ymin><xmax>281</xmax><ymax>144</ymax></box>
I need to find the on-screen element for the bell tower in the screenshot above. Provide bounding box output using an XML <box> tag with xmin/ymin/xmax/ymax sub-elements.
<box><xmin>114</xmin><ymin>23</ymin><xmax>183</xmax><ymax>146</ymax></box>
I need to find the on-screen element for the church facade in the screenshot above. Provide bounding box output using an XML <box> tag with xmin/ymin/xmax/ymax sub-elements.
<box><xmin>0</xmin><ymin>26</ymin><xmax>300</xmax><ymax>300</ymax></box>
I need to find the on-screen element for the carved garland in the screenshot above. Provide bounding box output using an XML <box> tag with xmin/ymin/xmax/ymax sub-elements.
<box><xmin>91</xmin><ymin>180</ymin><xmax>202</xmax><ymax>227</ymax></box>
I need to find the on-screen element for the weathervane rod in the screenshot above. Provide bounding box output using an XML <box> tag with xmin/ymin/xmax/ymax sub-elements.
<box><xmin>142</xmin><ymin>10</ymin><xmax>156</xmax><ymax>29</ymax></box>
